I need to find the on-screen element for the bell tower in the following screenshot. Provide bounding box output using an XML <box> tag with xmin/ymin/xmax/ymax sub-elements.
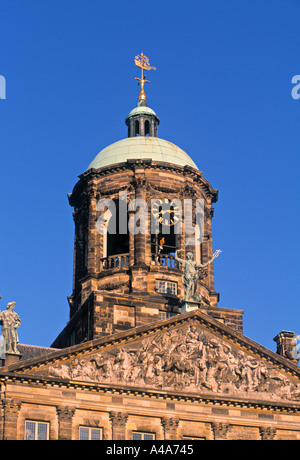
<box><xmin>51</xmin><ymin>54</ymin><xmax>244</xmax><ymax>348</ymax></box>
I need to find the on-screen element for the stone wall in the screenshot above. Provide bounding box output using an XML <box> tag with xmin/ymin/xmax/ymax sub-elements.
<box><xmin>1</xmin><ymin>381</ymin><xmax>300</xmax><ymax>440</ymax></box>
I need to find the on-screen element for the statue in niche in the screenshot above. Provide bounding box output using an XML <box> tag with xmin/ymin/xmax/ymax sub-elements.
<box><xmin>0</xmin><ymin>301</ymin><xmax>21</xmax><ymax>354</ymax></box>
<box><xmin>175</xmin><ymin>247</ymin><xmax>221</xmax><ymax>302</ymax></box>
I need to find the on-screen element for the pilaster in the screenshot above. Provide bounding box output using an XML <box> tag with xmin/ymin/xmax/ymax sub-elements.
<box><xmin>259</xmin><ymin>427</ymin><xmax>277</xmax><ymax>440</ymax></box>
<box><xmin>211</xmin><ymin>422</ymin><xmax>230</xmax><ymax>440</ymax></box>
<box><xmin>161</xmin><ymin>416</ymin><xmax>180</xmax><ymax>440</ymax></box>
<box><xmin>109</xmin><ymin>411</ymin><xmax>128</xmax><ymax>440</ymax></box>
<box><xmin>2</xmin><ymin>398</ymin><xmax>21</xmax><ymax>440</ymax></box>
<box><xmin>56</xmin><ymin>405</ymin><xmax>75</xmax><ymax>440</ymax></box>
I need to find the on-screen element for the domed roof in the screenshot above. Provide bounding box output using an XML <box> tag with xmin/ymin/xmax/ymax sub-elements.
<box><xmin>125</xmin><ymin>105</ymin><xmax>160</xmax><ymax>122</ymax></box>
<box><xmin>87</xmin><ymin>137</ymin><xmax>198</xmax><ymax>171</ymax></box>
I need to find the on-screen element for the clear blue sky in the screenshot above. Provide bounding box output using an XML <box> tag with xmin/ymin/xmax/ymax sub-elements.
<box><xmin>0</xmin><ymin>0</ymin><xmax>299</xmax><ymax>353</ymax></box>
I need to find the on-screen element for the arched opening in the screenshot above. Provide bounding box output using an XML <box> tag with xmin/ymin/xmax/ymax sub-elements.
<box><xmin>145</xmin><ymin>120</ymin><xmax>150</xmax><ymax>136</ymax></box>
<box><xmin>102</xmin><ymin>200</ymin><xmax>130</xmax><ymax>269</ymax></box>
<box><xmin>134</xmin><ymin>120</ymin><xmax>140</xmax><ymax>136</ymax></box>
<box><xmin>150</xmin><ymin>199</ymin><xmax>181</xmax><ymax>268</ymax></box>
<box><xmin>151</xmin><ymin>228</ymin><xmax>178</xmax><ymax>266</ymax></box>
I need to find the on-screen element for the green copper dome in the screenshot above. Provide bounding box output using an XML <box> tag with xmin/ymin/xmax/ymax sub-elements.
<box><xmin>87</xmin><ymin>137</ymin><xmax>198</xmax><ymax>171</ymax></box>
<box><xmin>125</xmin><ymin>106</ymin><xmax>160</xmax><ymax>123</ymax></box>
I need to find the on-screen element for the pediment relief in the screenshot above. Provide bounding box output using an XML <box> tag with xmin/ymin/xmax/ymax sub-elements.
<box><xmin>24</xmin><ymin>318</ymin><xmax>300</xmax><ymax>404</ymax></box>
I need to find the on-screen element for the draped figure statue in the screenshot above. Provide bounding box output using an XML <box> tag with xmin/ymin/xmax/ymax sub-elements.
<box><xmin>0</xmin><ymin>301</ymin><xmax>21</xmax><ymax>354</ymax></box>
<box><xmin>175</xmin><ymin>248</ymin><xmax>221</xmax><ymax>302</ymax></box>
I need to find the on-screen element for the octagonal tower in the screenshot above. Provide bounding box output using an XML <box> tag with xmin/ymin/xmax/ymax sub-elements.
<box><xmin>52</xmin><ymin>63</ymin><xmax>243</xmax><ymax>348</ymax></box>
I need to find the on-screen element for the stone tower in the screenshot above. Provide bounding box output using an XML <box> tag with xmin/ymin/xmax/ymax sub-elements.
<box><xmin>52</xmin><ymin>62</ymin><xmax>243</xmax><ymax>348</ymax></box>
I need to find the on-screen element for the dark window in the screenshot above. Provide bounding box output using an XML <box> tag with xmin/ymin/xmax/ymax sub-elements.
<box><xmin>145</xmin><ymin>120</ymin><xmax>150</xmax><ymax>136</ymax></box>
<box><xmin>135</xmin><ymin>120</ymin><xmax>140</xmax><ymax>136</ymax></box>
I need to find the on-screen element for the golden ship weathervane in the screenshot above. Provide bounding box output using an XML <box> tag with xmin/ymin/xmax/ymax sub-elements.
<box><xmin>134</xmin><ymin>52</ymin><xmax>156</xmax><ymax>102</ymax></box>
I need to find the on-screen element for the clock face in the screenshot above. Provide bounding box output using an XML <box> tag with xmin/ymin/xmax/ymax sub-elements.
<box><xmin>152</xmin><ymin>198</ymin><xmax>181</xmax><ymax>226</ymax></box>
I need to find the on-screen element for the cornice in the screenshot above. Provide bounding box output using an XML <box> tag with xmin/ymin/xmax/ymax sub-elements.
<box><xmin>70</xmin><ymin>160</ymin><xmax>218</xmax><ymax>206</ymax></box>
<box><xmin>1</xmin><ymin>372</ymin><xmax>300</xmax><ymax>414</ymax></box>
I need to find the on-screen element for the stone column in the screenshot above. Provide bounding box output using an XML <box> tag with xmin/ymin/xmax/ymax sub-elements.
<box><xmin>130</xmin><ymin>174</ymin><xmax>149</xmax><ymax>294</ymax></box>
<box><xmin>132</xmin><ymin>177</ymin><xmax>148</xmax><ymax>267</ymax></box>
<box><xmin>161</xmin><ymin>417</ymin><xmax>180</xmax><ymax>440</ymax></box>
<box><xmin>56</xmin><ymin>406</ymin><xmax>75</xmax><ymax>440</ymax></box>
<box><xmin>2</xmin><ymin>398</ymin><xmax>21</xmax><ymax>440</ymax></box>
<box><xmin>204</xmin><ymin>205</ymin><xmax>215</xmax><ymax>293</ymax></box>
<box><xmin>259</xmin><ymin>427</ymin><xmax>277</xmax><ymax>440</ymax></box>
<box><xmin>211</xmin><ymin>422</ymin><xmax>230</xmax><ymax>440</ymax></box>
<box><xmin>109</xmin><ymin>411</ymin><xmax>128</xmax><ymax>440</ymax></box>
<box><xmin>128</xmin><ymin>208</ymin><xmax>135</xmax><ymax>267</ymax></box>
<box><xmin>86</xmin><ymin>184</ymin><xmax>98</xmax><ymax>277</ymax></box>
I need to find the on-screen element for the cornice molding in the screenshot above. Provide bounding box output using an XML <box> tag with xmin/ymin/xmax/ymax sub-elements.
<box><xmin>1</xmin><ymin>372</ymin><xmax>300</xmax><ymax>413</ymax></box>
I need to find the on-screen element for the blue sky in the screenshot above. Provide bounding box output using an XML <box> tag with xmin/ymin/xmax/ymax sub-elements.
<box><xmin>0</xmin><ymin>0</ymin><xmax>299</xmax><ymax>352</ymax></box>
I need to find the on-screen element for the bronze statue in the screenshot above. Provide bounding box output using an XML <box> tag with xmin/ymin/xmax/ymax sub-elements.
<box><xmin>175</xmin><ymin>247</ymin><xmax>221</xmax><ymax>302</ymax></box>
<box><xmin>0</xmin><ymin>301</ymin><xmax>21</xmax><ymax>354</ymax></box>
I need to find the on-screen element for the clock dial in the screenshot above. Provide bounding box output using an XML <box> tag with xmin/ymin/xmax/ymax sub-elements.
<box><xmin>152</xmin><ymin>199</ymin><xmax>181</xmax><ymax>226</ymax></box>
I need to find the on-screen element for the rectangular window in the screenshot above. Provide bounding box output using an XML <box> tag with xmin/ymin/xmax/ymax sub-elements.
<box><xmin>70</xmin><ymin>330</ymin><xmax>76</xmax><ymax>346</ymax></box>
<box><xmin>155</xmin><ymin>280</ymin><xmax>177</xmax><ymax>295</ymax></box>
<box><xmin>159</xmin><ymin>311</ymin><xmax>177</xmax><ymax>321</ymax></box>
<box><xmin>25</xmin><ymin>421</ymin><xmax>49</xmax><ymax>440</ymax></box>
<box><xmin>167</xmin><ymin>312</ymin><xmax>177</xmax><ymax>318</ymax></box>
<box><xmin>79</xmin><ymin>426</ymin><xmax>103</xmax><ymax>440</ymax></box>
<box><xmin>132</xmin><ymin>431</ymin><xmax>155</xmax><ymax>440</ymax></box>
<box><xmin>159</xmin><ymin>311</ymin><xmax>167</xmax><ymax>321</ymax></box>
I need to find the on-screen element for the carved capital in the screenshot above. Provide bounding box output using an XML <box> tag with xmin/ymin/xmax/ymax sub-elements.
<box><xmin>204</xmin><ymin>206</ymin><xmax>214</xmax><ymax>220</ymax></box>
<box><xmin>109</xmin><ymin>411</ymin><xmax>128</xmax><ymax>428</ymax></box>
<box><xmin>56</xmin><ymin>405</ymin><xmax>75</xmax><ymax>422</ymax></box>
<box><xmin>259</xmin><ymin>427</ymin><xmax>277</xmax><ymax>440</ymax></box>
<box><xmin>211</xmin><ymin>422</ymin><xmax>230</xmax><ymax>440</ymax></box>
<box><xmin>161</xmin><ymin>417</ymin><xmax>180</xmax><ymax>440</ymax></box>
<box><xmin>1</xmin><ymin>398</ymin><xmax>22</xmax><ymax>440</ymax></box>
<box><xmin>2</xmin><ymin>398</ymin><xmax>21</xmax><ymax>416</ymax></box>
<box><xmin>131</xmin><ymin>177</ymin><xmax>150</xmax><ymax>194</ymax></box>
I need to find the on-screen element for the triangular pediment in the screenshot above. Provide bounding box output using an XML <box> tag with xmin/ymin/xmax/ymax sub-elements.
<box><xmin>3</xmin><ymin>310</ymin><xmax>300</xmax><ymax>406</ymax></box>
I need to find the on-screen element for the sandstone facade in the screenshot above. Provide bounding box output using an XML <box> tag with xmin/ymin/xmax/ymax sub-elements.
<box><xmin>1</xmin><ymin>94</ymin><xmax>298</xmax><ymax>441</ymax></box>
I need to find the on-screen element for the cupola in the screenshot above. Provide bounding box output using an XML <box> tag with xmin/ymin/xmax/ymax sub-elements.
<box><xmin>125</xmin><ymin>52</ymin><xmax>160</xmax><ymax>138</ymax></box>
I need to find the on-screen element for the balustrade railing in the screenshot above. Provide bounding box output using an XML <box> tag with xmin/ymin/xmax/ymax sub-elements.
<box><xmin>100</xmin><ymin>252</ymin><xmax>181</xmax><ymax>270</ymax></box>
<box><xmin>101</xmin><ymin>253</ymin><xmax>130</xmax><ymax>270</ymax></box>
<box><xmin>151</xmin><ymin>253</ymin><xmax>180</xmax><ymax>269</ymax></box>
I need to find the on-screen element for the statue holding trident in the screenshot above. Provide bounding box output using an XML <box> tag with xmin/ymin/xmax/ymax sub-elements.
<box><xmin>175</xmin><ymin>245</ymin><xmax>221</xmax><ymax>303</ymax></box>
<box><xmin>0</xmin><ymin>300</ymin><xmax>21</xmax><ymax>355</ymax></box>
<box><xmin>134</xmin><ymin>52</ymin><xmax>156</xmax><ymax>103</ymax></box>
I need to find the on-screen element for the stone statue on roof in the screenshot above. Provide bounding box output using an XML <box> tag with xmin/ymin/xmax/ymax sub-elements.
<box><xmin>0</xmin><ymin>301</ymin><xmax>21</xmax><ymax>355</ymax></box>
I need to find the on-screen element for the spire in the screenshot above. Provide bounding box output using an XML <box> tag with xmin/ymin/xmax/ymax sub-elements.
<box><xmin>134</xmin><ymin>52</ymin><xmax>156</xmax><ymax>106</ymax></box>
<box><xmin>125</xmin><ymin>53</ymin><xmax>160</xmax><ymax>137</ymax></box>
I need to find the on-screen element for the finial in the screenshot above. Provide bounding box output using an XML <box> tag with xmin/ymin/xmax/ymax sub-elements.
<box><xmin>134</xmin><ymin>53</ymin><xmax>156</xmax><ymax>103</ymax></box>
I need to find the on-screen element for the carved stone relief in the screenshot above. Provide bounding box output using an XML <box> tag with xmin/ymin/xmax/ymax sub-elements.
<box><xmin>43</xmin><ymin>321</ymin><xmax>300</xmax><ymax>403</ymax></box>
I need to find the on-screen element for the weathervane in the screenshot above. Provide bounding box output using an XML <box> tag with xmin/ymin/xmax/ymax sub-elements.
<box><xmin>134</xmin><ymin>53</ymin><xmax>156</xmax><ymax>102</ymax></box>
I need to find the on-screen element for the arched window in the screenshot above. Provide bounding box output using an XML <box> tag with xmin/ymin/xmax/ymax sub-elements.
<box><xmin>150</xmin><ymin>199</ymin><xmax>182</xmax><ymax>267</ymax></box>
<box><xmin>105</xmin><ymin>200</ymin><xmax>129</xmax><ymax>258</ymax></box>
<box><xmin>145</xmin><ymin>120</ymin><xmax>150</xmax><ymax>136</ymax></box>
<box><xmin>135</xmin><ymin>120</ymin><xmax>140</xmax><ymax>136</ymax></box>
